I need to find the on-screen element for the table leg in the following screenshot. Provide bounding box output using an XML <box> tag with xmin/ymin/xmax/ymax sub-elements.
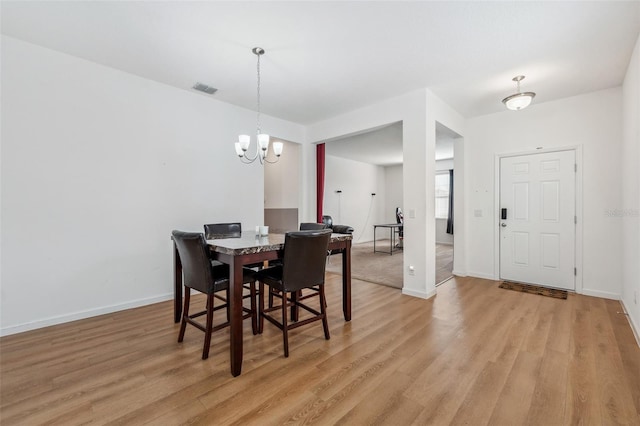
<box><xmin>373</xmin><ymin>226</ymin><xmax>377</xmax><ymax>253</ymax></box>
<box><xmin>342</xmin><ymin>240</ymin><xmax>352</xmax><ymax>321</ymax></box>
<box><xmin>229</xmin><ymin>257</ymin><xmax>244</xmax><ymax>377</ymax></box>
<box><xmin>173</xmin><ymin>243</ymin><xmax>182</xmax><ymax>323</ymax></box>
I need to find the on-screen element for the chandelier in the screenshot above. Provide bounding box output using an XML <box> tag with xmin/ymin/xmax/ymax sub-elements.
<box><xmin>502</xmin><ymin>75</ymin><xmax>536</xmax><ymax>111</ymax></box>
<box><xmin>234</xmin><ymin>47</ymin><xmax>283</xmax><ymax>164</ymax></box>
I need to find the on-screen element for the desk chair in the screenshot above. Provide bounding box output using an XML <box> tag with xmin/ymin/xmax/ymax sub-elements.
<box><xmin>172</xmin><ymin>230</ymin><xmax>257</xmax><ymax>359</ymax></box>
<box><xmin>396</xmin><ymin>207</ymin><xmax>404</xmax><ymax>248</ymax></box>
<box><xmin>255</xmin><ymin>229</ymin><xmax>332</xmax><ymax>357</ymax></box>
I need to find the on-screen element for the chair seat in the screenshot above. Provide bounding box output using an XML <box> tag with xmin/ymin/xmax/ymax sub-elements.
<box><xmin>254</xmin><ymin>265</ymin><xmax>285</xmax><ymax>291</ymax></box>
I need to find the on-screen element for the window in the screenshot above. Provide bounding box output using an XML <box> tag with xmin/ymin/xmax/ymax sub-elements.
<box><xmin>435</xmin><ymin>172</ymin><xmax>450</xmax><ymax>219</ymax></box>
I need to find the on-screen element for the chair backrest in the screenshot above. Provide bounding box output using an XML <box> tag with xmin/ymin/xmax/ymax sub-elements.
<box><xmin>299</xmin><ymin>222</ymin><xmax>328</xmax><ymax>231</ymax></box>
<box><xmin>282</xmin><ymin>230</ymin><xmax>332</xmax><ymax>292</ymax></box>
<box><xmin>204</xmin><ymin>222</ymin><xmax>241</xmax><ymax>239</ymax></box>
<box><xmin>172</xmin><ymin>230</ymin><xmax>215</xmax><ymax>294</ymax></box>
<box><xmin>321</xmin><ymin>215</ymin><xmax>333</xmax><ymax>228</ymax></box>
<box><xmin>396</xmin><ymin>208</ymin><xmax>404</xmax><ymax>225</ymax></box>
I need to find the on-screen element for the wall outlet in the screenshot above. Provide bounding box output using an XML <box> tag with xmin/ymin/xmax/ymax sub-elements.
<box><xmin>408</xmin><ymin>265</ymin><xmax>415</xmax><ymax>275</ymax></box>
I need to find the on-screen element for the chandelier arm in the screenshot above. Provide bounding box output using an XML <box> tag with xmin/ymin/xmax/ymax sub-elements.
<box><xmin>262</xmin><ymin>156</ymin><xmax>280</xmax><ymax>164</ymax></box>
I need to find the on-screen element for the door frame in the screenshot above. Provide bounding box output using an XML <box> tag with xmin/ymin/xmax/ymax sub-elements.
<box><xmin>493</xmin><ymin>145</ymin><xmax>583</xmax><ymax>294</ymax></box>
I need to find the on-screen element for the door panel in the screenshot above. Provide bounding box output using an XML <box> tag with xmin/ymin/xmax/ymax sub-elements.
<box><xmin>500</xmin><ymin>150</ymin><xmax>575</xmax><ymax>290</ymax></box>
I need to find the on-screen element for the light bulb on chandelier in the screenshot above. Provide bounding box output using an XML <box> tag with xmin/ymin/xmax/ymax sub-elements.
<box><xmin>234</xmin><ymin>47</ymin><xmax>283</xmax><ymax>164</ymax></box>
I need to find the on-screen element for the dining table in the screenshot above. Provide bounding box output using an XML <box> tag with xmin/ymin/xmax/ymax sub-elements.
<box><xmin>173</xmin><ymin>231</ymin><xmax>353</xmax><ymax>376</ymax></box>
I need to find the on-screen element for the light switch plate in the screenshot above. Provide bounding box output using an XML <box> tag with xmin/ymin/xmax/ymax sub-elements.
<box><xmin>409</xmin><ymin>209</ymin><xmax>416</xmax><ymax>218</ymax></box>
<box><xmin>474</xmin><ymin>209</ymin><xmax>483</xmax><ymax>217</ymax></box>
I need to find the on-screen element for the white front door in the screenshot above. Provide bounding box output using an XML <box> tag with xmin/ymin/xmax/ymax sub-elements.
<box><xmin>499</xmin><ymin>150</ymin><xmax>576</xmax><ymax>290</ymax></box>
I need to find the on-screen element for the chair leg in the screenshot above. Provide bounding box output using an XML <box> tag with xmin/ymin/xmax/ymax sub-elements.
<box><xmin>250</xmin><ymin>281</ymin><xmax>258</xmax><ymax>335</ymax></box>
<box><xmin>178</xmin><ymin>287</ymin><xmax>190</xmax><ymax>342</ymax></box>
<box><xmin>282</xmin><ymin>292</ymin><xmax>289</xmax><ymax>357</ymax></box>
<box><xmin>258</xmin><ymin>281</ymin><xmax>265</xmax><ymax>334</ymax></box>
<box><xmin>202</xmin><ymin>293</ymin><xmax>214</xmax><ymax>360</ymax></box>
<box><xmin>320</xmin><ymin>285</ymin><xmax>330</xmax><ymax>340</ymax></box>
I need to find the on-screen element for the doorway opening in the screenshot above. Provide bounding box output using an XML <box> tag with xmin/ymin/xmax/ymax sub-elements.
<box><xmin>264</xmin><ymin>138</ymin><xmax>301</xmax><ymax>233</ymax></box>
<box><xmin>435</xmin><ymin>122</ymin><xmax>460</xmax><ymax>286</ymax></box>
<box><xmin>322</xmin><ymin>121</ymin><xmax>404</xmax><ymax>289</ymax></box>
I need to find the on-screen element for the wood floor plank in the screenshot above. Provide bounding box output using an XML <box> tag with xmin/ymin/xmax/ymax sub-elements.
<box><xmin>564</xmin><ymin>295</ymin><xmax>602</xmax><ymax>425</ymax></box>
<box><xmin>487</xmin><ymin>350</ymin><xmax>542</xmax><ymax>425</ymax></box>
<box><xmin>2</xmin><ymin>276</ymin><xmax>639</xmax><ymax>425</ymax></box>
<box><xmin>524</xmin><ymin>348</ymin><xmax>569</xmax><ymax>425</ymax></box>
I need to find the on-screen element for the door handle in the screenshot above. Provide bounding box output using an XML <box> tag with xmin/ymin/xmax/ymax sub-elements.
<box><xmin>501</xmin><ymin>223</ymin><xmax>507</xmax><ymax>227</ymax></box>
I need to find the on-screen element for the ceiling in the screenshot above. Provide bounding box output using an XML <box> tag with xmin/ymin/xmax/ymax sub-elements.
<box><xmin>2</xmin><ymin>1</ymin><xmax>639</xmax><ymax>125</ymax></box>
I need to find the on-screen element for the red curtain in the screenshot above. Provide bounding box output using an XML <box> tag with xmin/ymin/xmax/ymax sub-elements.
<box><xmin>316</xmin><ymin>143</ymin><xmax>325</xmax><ymax>223</ymax></box>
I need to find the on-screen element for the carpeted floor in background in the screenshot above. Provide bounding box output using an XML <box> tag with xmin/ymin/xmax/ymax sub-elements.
<box><xmin>326</xmin><ymin>240</ymin><xmax>453</xmax><ymax>289</ymax></box>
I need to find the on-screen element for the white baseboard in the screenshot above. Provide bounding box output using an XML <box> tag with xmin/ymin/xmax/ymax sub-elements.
<box><xmin>402</xmin><ymin>287</ymin><xmax>437</xmax><ymax>300</ymax></box>
<box><xmin>452</xmin><ymin>270</ymin><xmax>467</xmax><ymax>277</ymax></box>
<box><xmin>620</xmin><ymin>299</ymin><xmax>640</xmax><ymax>348</ymax></box>
<box><xmin>0</xmin><ymin>293</ymin><xmax>174</xmax><ymax>337</ymax></box>
<box><xmin>579</xmin><ymin>288</ymin><xmax>620</xmax><ymax>300</ymax></box>
<box><xmin>436</xmin><ymin>241</ymin><xmax>453</xmax><ymax>246</ymax></box>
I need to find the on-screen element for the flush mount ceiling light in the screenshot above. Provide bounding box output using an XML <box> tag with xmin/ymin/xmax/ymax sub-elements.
<box><xmin>234</xmin><ymin>47</ymin><xmax>283</xmax><ymax>164</ymax></box>
<box><xmin>502</xmin><ymin>75</ymin><xmax>536</xmax><ymax>111</ymax></box>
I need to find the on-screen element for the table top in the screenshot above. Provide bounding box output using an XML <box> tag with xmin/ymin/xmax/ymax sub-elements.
<box><xmin>207</xmin><ymin>231</ymin><xmax>352</xmax><ymax>256</ymax></box>
<box><xmin>373</xmin><ymin>223</ymin><xmax>403</xmax><ymax>228</ymax></box>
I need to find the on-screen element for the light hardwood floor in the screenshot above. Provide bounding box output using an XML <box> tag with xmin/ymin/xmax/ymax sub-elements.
<box><xmin>2</xmin><ymin>275</ymin><xmax>639</xmax><ymax>425</ymax></box>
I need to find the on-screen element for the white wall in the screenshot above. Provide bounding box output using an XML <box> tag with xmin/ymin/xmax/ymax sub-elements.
<box><xmin>465</xmin><ymin>88</ymin><xmax>623</xmax><ymax>299</ymax></box>
<box><xmin>264</xmin><ymin>139</ymin><xmax>301</xmax><ymax>210</ymax></box>
<box><xmin>621</xmin><ymin>33</ymin><xmax>640</xmax><ymax>339</ymax></box>
<box><xmin>0</xmin><ymin>36</ymin><xmax>305</xmax><ymax>335</ymax></box>
<box><xmin>384</xmin><ymin>164</ymin><xmax>403</xmax><ymax>224</ymax></box>
<box><xmin>324</xmin><ymin>155</ymin><xmax>384</xmax><ymax>242</ymax></box>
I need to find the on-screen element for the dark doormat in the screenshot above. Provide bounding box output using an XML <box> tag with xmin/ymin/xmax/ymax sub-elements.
<box><xmin>499</xmin><ymin>281</ymin><xmax>568</xmax><ymax>299</ymax></box>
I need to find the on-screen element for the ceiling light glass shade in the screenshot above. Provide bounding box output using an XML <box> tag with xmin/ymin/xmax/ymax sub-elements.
<box><xmin>257</xmin><ymin>134</ymin><xmax>270</xmax><ymax>151</ymax></box>
<box><xmin>502</xmin><ymin>75</ymin><xmax>536</xmax><ymax>111</ymax></box>
<box><xmin>238</xmin><ymin>134</ymin><xmax>251</xmax><ymax>151</ymax></box>
<box><xmin>502</xmin><ymin>92</ymin><xmax>536</xmax><ymax>111</ymax></box>
<box><xmin>273</xmin><ymin>141</ymin><xmax>283</xmax><ymax>157</ymax></box>
<box><xmin>234</xmin><ymin>142</ymin><xmax>244</xmax><ymax>157</ymax></box>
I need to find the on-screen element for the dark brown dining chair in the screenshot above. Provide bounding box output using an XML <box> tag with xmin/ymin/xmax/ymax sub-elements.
<box><xmin>255</xmin><ymin>229</ymin><xmax>332</xmax><ymax>357</ymax></box>
<box><xmin>204</xmin><ymin>222</ymin><xmax>241</xmax><ymax>239</ymax></box>
<box><xmin>204</xmin><ymin>222</ymin><xmax>264</xmax><ymax>272</ymax></box>
<box><xmin>172</xmin><ymin>230</ymin><xmax>257</xmax><ymax>360</ymax></box>
<box><xmin>299</xmin><ymin>222</ymin><xmax>328</xmax><ymax>231</ymax></box>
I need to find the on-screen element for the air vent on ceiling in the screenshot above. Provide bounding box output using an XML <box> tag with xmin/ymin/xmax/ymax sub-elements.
<box><xmin>192</xmin><ymin>82</ymin><xmax>218</xmax><ymax>95</ymax></box>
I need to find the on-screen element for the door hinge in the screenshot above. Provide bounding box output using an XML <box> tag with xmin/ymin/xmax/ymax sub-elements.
<box><xmin>574</xmin><ymin>267</ymin><xmax>577</xmax><ymax>276</ymax></box>
<box><xmin>574</xmin><ymin>163</ymin><xmax>577</xmax><ymax>172</ymax></box>
<box><xmin>574</xmin><ymin>216</ymin><xmax>577</xmax><ymax>224</ymax></box>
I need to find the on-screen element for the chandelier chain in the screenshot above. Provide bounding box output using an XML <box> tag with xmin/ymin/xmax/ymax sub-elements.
<box><xmin>256</xmin><ymin>51</ymin><xmax>261</xmax><ymax>134</ymax></box>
